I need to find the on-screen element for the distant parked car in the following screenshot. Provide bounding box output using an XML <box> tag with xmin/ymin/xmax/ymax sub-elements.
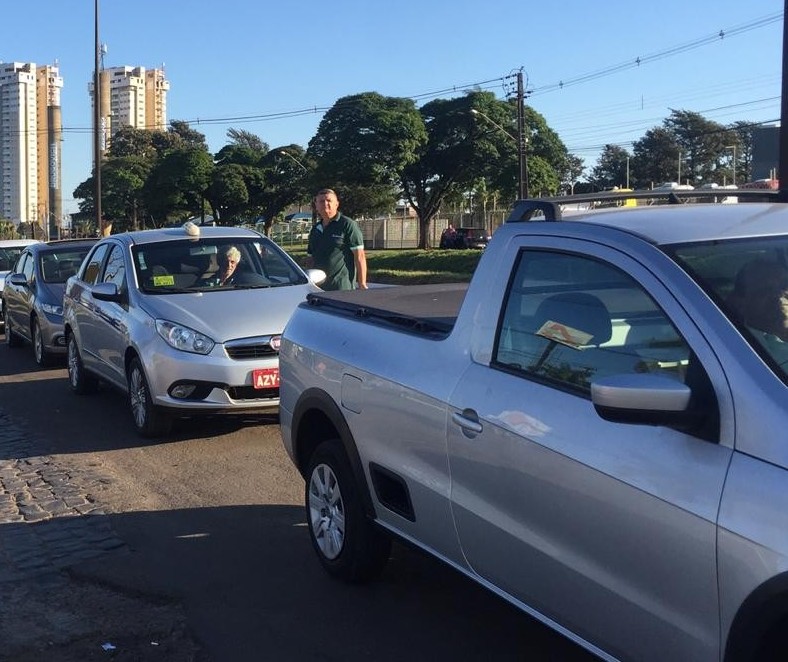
<box><xmin>0</xmin><ymin>239</ymin><xmax>41</xmax><ymax>328</ymax></box>
<box><xmin>63</xmin><ymin>223</ymin><xmax>325</xmax><ymax>437</ymax></box>
<box><xmin>455</xmin><ymin>227</ymin><xmax>491</xmax><ymax>249</ymax></box>
<box><xmin>3</xmin><ymin>239</ymin><xmax>96</xmax><ymax>365</ymax></box>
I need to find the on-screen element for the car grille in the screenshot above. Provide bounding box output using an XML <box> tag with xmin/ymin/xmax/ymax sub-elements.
<box><xmin>225</xmin><ymin>336</ymin><xmax>279</xmax><ymax>360</ymax></box>
<box><xmin>228</xmin><ymin>386</ymin><xmax>279</xmax><ymax>401</ymax></box>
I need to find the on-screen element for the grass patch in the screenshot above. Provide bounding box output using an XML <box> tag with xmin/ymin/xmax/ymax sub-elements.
<box><xmin>286</xmin><ymin>248</ymin><xmax>483</xmax><ymax>285</ymax></box>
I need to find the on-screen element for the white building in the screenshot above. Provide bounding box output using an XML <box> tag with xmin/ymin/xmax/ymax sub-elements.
<box><xmin>89</xmin><ymin>65</ymin><xmax>170</xmax><ymax>157</ymax></box>
<box><xmin>0</xmin><ymin>62</ymin><xmax>38</xmax><ymax>225</ymax></box>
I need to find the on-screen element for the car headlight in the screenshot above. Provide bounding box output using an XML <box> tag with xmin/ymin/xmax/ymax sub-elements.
<box><xmin>155</xmin><ymin>319</ymin><xmax>215</xmax><ymax>355</ymax></box>
<box><xmin>40</xmin><ymin>302</ymin><xmax>63</xmax><ymax>316</ymax></box>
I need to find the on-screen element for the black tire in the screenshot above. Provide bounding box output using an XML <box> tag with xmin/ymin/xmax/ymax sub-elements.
<box><xmin>304</xmin><ymin>440</ymin><xmax>391</xmax><ymax>583</ymax></box>
<box><xmin>32</xmin><ymin>318</ymin><xmax>51</xmax><ymax>366</ymax></box>
<box><xmin>127</xmin><ymin>357</ymin><xmax>171</xmax><ymax>438</ymax></box>
<box><xmin>67</xmin><ymin>333</ymin><xmax>98</xmax><ymax>394</ymax></box>
<box><xmin>5</xmin><ymin>308</ymin><xmax>22</xmax><ymax>348</ymax></box>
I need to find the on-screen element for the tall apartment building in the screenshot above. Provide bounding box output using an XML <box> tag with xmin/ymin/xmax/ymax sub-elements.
<box><xmin>89</xmin><ymin>65</ymin><xmax>170</xmax><ymax>158</ymax></box>
<box><xmin>0</xmin><ymin>61</ymin><xmax>62</xmax><ymax>231</ymax></box>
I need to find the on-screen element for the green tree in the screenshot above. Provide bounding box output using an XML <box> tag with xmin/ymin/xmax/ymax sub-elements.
<box><xmin>0</xmin><ymin>219</ymin><xmax>19</xmax><ymax>239</ymax></box>
<box><xmin>664</xmin><ymin>110</ymin><xmax>736</xmax><ymax>185</ymax></box>
<box><xmin>589</xmin><ymin>145</ymin><xmax>632</xmax><ymax>190</ymax></box>
<box><xmin>144</xmin><ymin>147</ymin><xmax>214</xmax><ymax>226</ymax></box>
<box><xmin>308</xmin><ymin>92</ymin><xmax>426</xmax><ymax>218</ymax></box>
<box><xmin>561</xmin><ymin>154</ymin><xmax>586</xmax><ymax>194</ymax></box>
<box><xmin>631</xmin><ymin>128</ymin><xmax>680</xmax><ymax>188</ymax></box>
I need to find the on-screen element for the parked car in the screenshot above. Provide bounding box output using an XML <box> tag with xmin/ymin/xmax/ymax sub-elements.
<box><xmin>280</xmin><ymin>194</ymin><xmax>788</xmax><ymax>661</ymax></box>
<box><xmin>63</xmin><ymin>223</ymin><xmax>325</xmax><ymax>437</ymax></box>
<box><xmin>455</xmin><ymin>227</ymin><xmax>491</xmax><ymax>249</ymax></box>
<box><xmin>3</xmin><ymin>239</ymin><xmax>97</xmax><ymax>365</ymax></box>
<box><xmin>0</xmin><ymin>239</ymin><xmax>41</xmax><ymax>328</ymax></box>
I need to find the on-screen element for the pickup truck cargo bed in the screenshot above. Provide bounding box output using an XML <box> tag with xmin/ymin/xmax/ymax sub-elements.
<box><xmin>304</xmin><ymin>283</ymin><xmax>468</xmax><ymax>338</ymax></box>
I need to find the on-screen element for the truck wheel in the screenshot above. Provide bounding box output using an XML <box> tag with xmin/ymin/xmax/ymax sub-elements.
<box><xmin>67</xmin><ymin>334</ymin><xmax>98</xmax><ymax>394</ymax></box>
<box><xmin>127</xmin><ymin>358</ymin><xmax>171</xmax><ymax>438</ymax></box>
<box><xmin>305</xmin><ymin>440</ymin><xmax>391</xmax><ymax>583</ymax></box>
<box><xmin>5</xmin><ymin>308</ymin><xmax>22</xmax><ymax>348</ymax></box>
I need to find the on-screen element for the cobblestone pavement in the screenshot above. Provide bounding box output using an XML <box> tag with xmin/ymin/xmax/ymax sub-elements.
<box><xmin>0</xmin><ymin>410</ymin><xmax>201</xmax><ymax>661</ymax></box>
<box><xmin>0</xmin><ymin>410</ymin><xmax>126</xmax><ymax>583</ymax></box>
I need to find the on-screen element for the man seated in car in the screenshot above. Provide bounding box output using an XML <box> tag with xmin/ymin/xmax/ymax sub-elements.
<box><xmin>203</xmin><ymin>246</ymin><xmax>241</xmax><ymax>286</ymax></box>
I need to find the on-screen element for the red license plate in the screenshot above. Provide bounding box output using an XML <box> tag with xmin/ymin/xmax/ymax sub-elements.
<box><xmin>252</xmin><ymin>367</ymin><xmax>280</xmax><ymax>389</ymax></box>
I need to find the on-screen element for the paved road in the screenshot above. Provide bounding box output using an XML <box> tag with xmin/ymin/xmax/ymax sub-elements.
<box><xmin>0</xmin><ymin>335</ymin><xmax>595</xmax><ymax>662</ymax></box>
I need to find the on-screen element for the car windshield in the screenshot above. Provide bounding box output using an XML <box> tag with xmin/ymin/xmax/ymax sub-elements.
<box><xmin>668</xmin><ymin>236</ymin><xmax>788</xmax><ymax>382</ymax></box>
<box><xmin>0</xmin><ymin>247</ymin><xmax>26</xmax><ymax>272</ymax></box>
<box><xmin>40</xmin><ymin>248</ymin><xmax>93</xmax><ymax>283</ymax></box>
<box><xmin>133</xmin><ymin>237</ymin><xmax>307</xmax><ymax>294</ymax></box>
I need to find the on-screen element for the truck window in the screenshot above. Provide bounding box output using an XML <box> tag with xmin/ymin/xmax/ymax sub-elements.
<box><xmin>493</xmin><ymin>250</ymin><xmax>691</xmax><ymax>393</ymax></box>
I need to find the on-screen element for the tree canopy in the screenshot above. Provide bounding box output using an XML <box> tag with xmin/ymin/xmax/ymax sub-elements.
<box><xmin>72</xmin><ymin>94</ymin><xmax>766</xmax><ymax>245</ymax></box>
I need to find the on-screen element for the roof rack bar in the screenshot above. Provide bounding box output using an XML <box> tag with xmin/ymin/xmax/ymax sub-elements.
<box><xmin>506</xmin><ymin>199</ymin><xmax>563</xmax><ymax>222</ymax></box>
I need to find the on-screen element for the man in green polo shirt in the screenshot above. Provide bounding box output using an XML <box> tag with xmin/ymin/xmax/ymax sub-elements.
<box><xmin>307</xmin><ymin>188</ymin><xmax>368</xmax><ymax>291</ymax></box>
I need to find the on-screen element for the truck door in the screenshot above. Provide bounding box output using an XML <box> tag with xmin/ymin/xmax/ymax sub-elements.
<box><xmin>446</xmin><ymin>240</ymin><xmax>733</xmax><ymax>661</ymax></box>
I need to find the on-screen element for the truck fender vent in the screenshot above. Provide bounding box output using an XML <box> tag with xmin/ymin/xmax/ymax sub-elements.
<box><xmin>369</xmin><ymin>463</ymin><xmax>415</xmax><ymax>522</ymax></box>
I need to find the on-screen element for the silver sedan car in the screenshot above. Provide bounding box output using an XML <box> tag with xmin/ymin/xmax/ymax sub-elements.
<box><xmin>63</xmin><ymin>223</ymin><xmax>324</xmax><ymax>437</ymax></box>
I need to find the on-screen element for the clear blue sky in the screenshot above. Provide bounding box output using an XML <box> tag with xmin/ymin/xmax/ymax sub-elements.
<box><xmin>2</xmin><ymin>0</ymin><xmax>784</xmax><ymax>215</ymax></box>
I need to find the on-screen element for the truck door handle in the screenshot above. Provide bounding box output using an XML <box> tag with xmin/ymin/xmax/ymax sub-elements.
<box><xmin>451</xmin><ymin>409</ymin><xmax>483</xmax><ymax>434</ymax></box>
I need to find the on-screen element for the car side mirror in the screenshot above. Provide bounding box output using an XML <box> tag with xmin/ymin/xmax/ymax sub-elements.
<box><xmin>7</xmin><ymin>273</ymin><xmax>28</xmax><ymax>287</ymax></box>
<box><xmin>92</xmin><ymin>281</ymin><xmax>123</xmax><ymax>303</ymax></box>
<box><xmin>306</xmin><ymin>269</ymin><xmax>327</xmax><ymax>286</ymax></box>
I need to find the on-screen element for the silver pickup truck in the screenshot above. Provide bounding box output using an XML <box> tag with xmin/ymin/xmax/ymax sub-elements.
<box><xmin>280</xmin><ymin>195</ymin><xmax>788</xmax><ymax>662</ymax></box>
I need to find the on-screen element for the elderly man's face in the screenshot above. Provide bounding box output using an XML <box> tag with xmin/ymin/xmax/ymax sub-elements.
<box><xmin>220</xmin><ymin>254</ymin><xmax>239</xmax><ymax>277</ymax></box>
<box><xmin>315</xmin><ymin>192</ymin><xmax>339</xmax><ymax>221</ymax></box>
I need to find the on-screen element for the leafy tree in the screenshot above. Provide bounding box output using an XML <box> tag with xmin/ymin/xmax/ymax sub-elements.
<box><xmin>308</xmin><ymin>92</ymin><xmax>426</xmax><ymax>217</ymax></box>
<box><xmin>589</xmin><ymin>145</ymin><xmax>632</xmax><ymax>190</ymax></box>
<box><xmin>664</xmin><ymin>110</ymin><xmax>737</xmax><ymax>185</ymax></box>
<box><xmin>100</xmin><ymin>156</ymin><xmax>151</xmax><ymax>232</ymax></box>
<box><xmin>227</xmin><ymin>128</ymin><xmax>269</xmax><ymax>153</ymax></box>
<box><xmin>168</xmin><ymin>120</ymin><xmax>208</xmax><ymax>151</ymax></box>
<box><xmin>0</xmin><ymin>219</ymin><xmax>19</xmax><ymax>239</ymax></box>
<box><xmin>207</xmin><ymin>164</ymin><xmax>251</xmax><ymax>223</ymax></box>
<box><xmin>144</xmin><ymin>147</ymin><xmax>214</xmax><ymax>225</ymax></box>
<box><xmin>562</xmin><ymin>154</ymin><xmax>585</xmax><ymax>194</ymax></box>
<box><xmin>631</xmin><ymin>128</ymin><xmax>680</xmax><ymax>188</ymax></box>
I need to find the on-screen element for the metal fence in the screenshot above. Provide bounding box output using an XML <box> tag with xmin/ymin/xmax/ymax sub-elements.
<box><xmin>358</xmin><ymin>209</ymin><xmax>510</xmax><ymax>249</ymax></box>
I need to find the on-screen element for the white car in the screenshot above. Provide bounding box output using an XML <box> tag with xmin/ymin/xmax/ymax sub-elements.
<box><xmin>63</xmin><ymin>223</ymin><xmax>325</xmax><ymax>437</ymax></box>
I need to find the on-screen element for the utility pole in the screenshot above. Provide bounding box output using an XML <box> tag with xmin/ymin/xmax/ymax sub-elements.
<box><xmin>779</xmin><ymin>0</ymin><xmax>788</xmax><ymax>200</ymax></box>
<box><xmin>93</xmin><ymin>0</ymin><xmax>103</xmax><ymax>235</ymax></box>
<box><xmin>516</xmin><ymin>71</ymin><xmax>530</xmax><ymax>199</ymax></box>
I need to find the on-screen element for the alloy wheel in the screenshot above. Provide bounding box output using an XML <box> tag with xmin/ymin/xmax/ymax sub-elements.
<box><xmin>308</xmin><ymin>463</ymin><xmax>346</xmax><ymax>560</ymax></box>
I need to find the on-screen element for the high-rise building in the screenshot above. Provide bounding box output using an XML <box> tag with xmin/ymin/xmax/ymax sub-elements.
<box><xmin>0</xmin><ymin>61</ymin><xmax>62</xmax><ymax>233</ymax></box>
<box><xmin>89</xmin><ymin>65</ymin><xmax>170</xmax><ymax>158</ymax></box>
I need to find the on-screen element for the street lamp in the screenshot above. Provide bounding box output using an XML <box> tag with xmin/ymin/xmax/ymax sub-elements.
<box><xmin>279</xmin><ymin>150</ymin><xmax>308</xmax><ymax>173</ymax></box>
<box><xmin>471</xmin><ymin>109</ymin><xmax>528</xmax><ymax>198</ymax></box>
<box><xmin>725</xmin><ymin>145</ymin><xmax>737</xmax><ymax>186</ymax></box>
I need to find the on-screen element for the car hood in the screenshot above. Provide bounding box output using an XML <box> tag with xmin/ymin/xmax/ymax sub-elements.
<box><xmin>137</xmin><ymin>284</ymin><xmax>319</xmax><ymax>343</ymax></box>
<box><xmin>40</xmin><ymin>281</ymin><xmax>67</xmax><ymax>307</ymax></box>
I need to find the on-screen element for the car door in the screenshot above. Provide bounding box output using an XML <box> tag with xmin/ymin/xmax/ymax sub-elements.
<box><xmin>6</xmin><ymin>251</ymin><xmax>35</xmax><ymax>341</ymax></box>
<box><xmin>447</xmin><ymin>238</ymin><xmax>734</xmax><ymax>662</ymax></box>
<box><xmin>90</xmin><ymin>243</ymin><xmax>130</xmax><ymax>386</ymax></box>
<box><xmin>72</xmin><ymin>243</ymin><xmax>111</xmax><ymax>375</ymax></box>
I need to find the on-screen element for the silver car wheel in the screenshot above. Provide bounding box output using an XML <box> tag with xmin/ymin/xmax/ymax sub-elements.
<box><xmin>308</xmin><ymin>463</ymin><xmax>346</xmax><ymax>560</ymax></box>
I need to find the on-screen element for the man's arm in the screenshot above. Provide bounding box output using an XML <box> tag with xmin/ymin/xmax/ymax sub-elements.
<box><xmin>352</xmin><ymin>247</ymin><xmax>367</xmax><ymax>289</ymax></box>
